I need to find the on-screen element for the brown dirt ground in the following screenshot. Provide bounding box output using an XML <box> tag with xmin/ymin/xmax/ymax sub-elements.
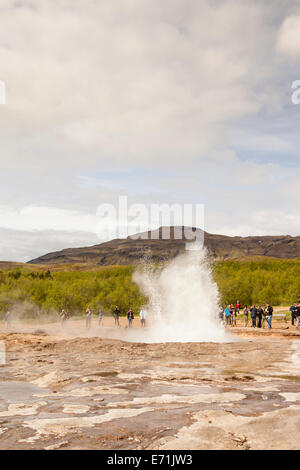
<box><xmin>0</xmin><ymin>318</ymin><xmax>299</xmax><ymax>450</ymax></box>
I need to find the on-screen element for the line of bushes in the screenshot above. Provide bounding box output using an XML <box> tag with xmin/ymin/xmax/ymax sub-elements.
<box><xmin>0</xmin><ymin>258</ymin><xmax>299</xmax><ymax>318</ymax></box>
<box><xmin>213</xmin><ymin>259</ymin><xmax>300</xmax><ymax>307</ymax></box>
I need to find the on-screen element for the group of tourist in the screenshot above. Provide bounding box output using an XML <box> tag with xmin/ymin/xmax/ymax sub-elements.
<box><xmin>112</xmin><ymin>306</ymin><xmax>147</xmax><ymax>328</ymax></box>
<box><xmin>59</xmin><ymin>306</ymin><xmax>148</xmax><ymax>329</ymax></box>
<box><xmin>221</xmin><ymin>302</ymin><xmax>274</xmax><ymax>328</ymax></box>
<box><xmin>4</xmin><ymin>299</ymin><xmax>300</xmax><ymax>331</ymax></box>
<box><xmin>219</xmin><ymin>299</ymin><xmax>300</xmax><ymax>329</ymax></box>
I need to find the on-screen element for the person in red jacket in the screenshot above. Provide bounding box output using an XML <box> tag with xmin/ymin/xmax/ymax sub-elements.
<box><xmin>233</xmin><ymin>301</ymin><xmax>241</xmax><ymax>326</ymax></box>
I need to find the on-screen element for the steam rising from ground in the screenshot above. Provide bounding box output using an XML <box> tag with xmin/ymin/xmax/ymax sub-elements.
<box><xmin>133</xmin><ymin>247</ymin><xmax>227</xmax><ymax>343</ymax></box>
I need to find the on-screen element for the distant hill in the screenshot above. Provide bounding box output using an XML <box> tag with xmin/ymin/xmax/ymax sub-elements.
<box><xmin>28</xmin><ymin>227</ymin><xmax>300</xmax><ymax>266</ymax></box>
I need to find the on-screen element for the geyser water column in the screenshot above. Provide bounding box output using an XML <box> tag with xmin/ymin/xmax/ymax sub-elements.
<box><xmin>133</xmin><ymin>247</ymin><xmax>227</xmax><ymax>342</ymax></box>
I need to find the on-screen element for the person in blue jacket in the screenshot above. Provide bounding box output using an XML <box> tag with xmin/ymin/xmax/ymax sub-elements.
<box><xmin>224</xmin><ymin>306</ymin><xmax>231</xmax><ymax>326</ymax></box>
<box><xmin>290</xmin><ymin>304</ymin><xmax>297</xmax><ymax>326</ymax></box>
<box><xmin>250</xmin><ymin>305</ymin><xmax>257</xmax><ymax>327</ymax></box>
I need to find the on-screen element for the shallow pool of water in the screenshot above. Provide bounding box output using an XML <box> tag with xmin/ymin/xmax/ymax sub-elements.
<box><xmin>0</xmin><ymin>381</ymin><xmax>48</xmax><ymax>403</ymax></box>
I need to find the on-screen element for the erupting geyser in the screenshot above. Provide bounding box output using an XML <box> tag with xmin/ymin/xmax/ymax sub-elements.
<box><xmin>134</xmin><ymin>246</ymin><xmax>227</xmax><ymax>343</ymax></box>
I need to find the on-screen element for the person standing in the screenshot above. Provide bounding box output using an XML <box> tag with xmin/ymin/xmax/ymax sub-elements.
<box><xmin>224</xmin><ymin>306</ymin><xmax>231</xmax><ymax>326</ymax></box>
<box><xmin>98</xmin><ymin>309</ymin><xmax>103</xmax><ymax>327</ymax></box>
<box><xmin>218</xmin><ymin>309</ymin><xmax>224</xmax><ymax>324</ymax></box>
<box><xmin>256</xmin><ymin>305</ymin><xmax>263</xmax><ymax>328</ymax></box>
<box><xmin>250</xmin><ymin>305</ymin><xmax>257</xmax><ymax>327</ymax></box>
<box><xmin>265</xmin><ymin>303</ymin><xmax>273</xmax><ymax>329</ymax></box>
<box><xmin>60</xmin><ymin>309</ymin><xmax>68</xmax><ymax>328</ymax></box>
<box><xmin>127</xmin><ymin>308</ymin><xmax>134</xmax><ymax>328</ymax></box>
<box><xmin>262</xmin><ymin>306</ymin><xmax>268</xmax><ymax>328</ymax></box>
<box><xmin>113</xmin><ymin>306</ymin><xmax>120</xmax><ymax>327</ymax></box>
<box><xmin>295</xmin><ymin>303</ymin><xmax>300</xmax><ymax>329</ymax></box>
<box><xmin>140</xmin><ymin>308</ymin><xmax>147</xmax><ymax>327</ymax></box>
<box><xmin>243</xmin><ymin>306</ymin><xmax>249</xmax><ymax>327</ymax></box>
<box><xmin>86</xmin><ymin>307</ymin><xmax>92</xmax><ymax>329</ymax></box>
<box><xmin>4</xmin><ymin>311</ymin><xmax>12</xmax><ymax>330</ymax></box>
<box><xmin>234</xmin><ymin>300</ymin><xmax>241</xmax><ymax>326</ymax></box>
<box><xmin>230</xmin><ymin>304</ymin><xmax>236</xmax><ymax>326</ymax></box>
<box><xmin>290</xmin><ymin>304</ymin><xmax>297</xmax><ymax>326</ymax></box>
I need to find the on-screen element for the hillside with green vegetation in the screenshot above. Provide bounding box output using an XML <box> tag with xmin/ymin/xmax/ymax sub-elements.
<box><xmin>0</xmin><ymin>259</ymin><xmax>299</xmax><ymax>318</ymax></box>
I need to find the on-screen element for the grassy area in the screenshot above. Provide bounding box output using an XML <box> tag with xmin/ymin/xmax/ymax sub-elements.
<box><xmin>0</xmin><ymin>258</ymin><xmax>299</xmax><ymax>318</ymax></box>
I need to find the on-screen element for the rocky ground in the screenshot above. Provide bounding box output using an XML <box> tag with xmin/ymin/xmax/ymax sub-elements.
<box><xmin>0</xmin><ymin>319</ymin><xmax>299</xmax><ymax>450</ymax></box>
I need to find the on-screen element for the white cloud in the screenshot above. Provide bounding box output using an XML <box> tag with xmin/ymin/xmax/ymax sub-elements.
<box><xmin>213</xmin><ymin>211</ymin><xmax>300</xmax><ymax>237</ymax></box>
<box><xmin>0</xmin><ymin>1</ymin><xmax>299</xmax><ymax>260</ymax></box>
<box><xmin>0</xmin><ymin>0</ymin><xmax>273</xmax><ymax>168</ymax></box>
<box><xmin>0</xmin><ymin>205</ymin><xmax>98</xmax><ymax>233</ymax></box>
<box><xmin>0</xmin><ymin>228</ymin><xmax>100</xmax><ymax>263</ymax></box>
<box><xmin>277</xmin><ymin>14</ymin><xmax>300</xmax><ymax>59</ymax></box>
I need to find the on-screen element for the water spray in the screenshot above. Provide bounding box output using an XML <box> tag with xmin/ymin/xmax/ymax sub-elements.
<box><xmin>133</xmin><ymin>246</ymin><xmax>227</xmax><ymax>343</ymax></box>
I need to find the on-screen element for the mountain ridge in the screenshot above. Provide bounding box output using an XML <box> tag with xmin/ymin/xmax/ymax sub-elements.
<box><xmin>28</xmin><ymin>226</ymin><xmax>300</xmax><ymax>265</ymax></box>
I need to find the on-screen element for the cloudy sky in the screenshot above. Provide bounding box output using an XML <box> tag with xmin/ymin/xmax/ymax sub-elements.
<box><xmin>0</xmin><ymin>0</ymin><xmax>300</xmax><ymax>261</ymax></box>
